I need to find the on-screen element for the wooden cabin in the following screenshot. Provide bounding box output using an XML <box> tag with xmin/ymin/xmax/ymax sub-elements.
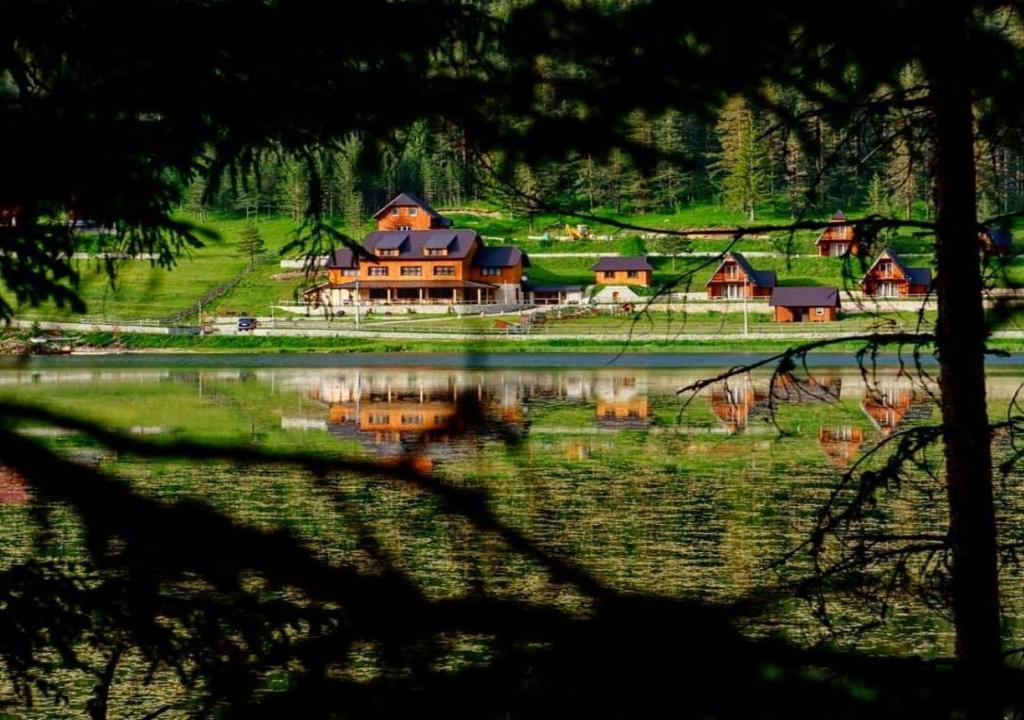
<box><xmin>705</xmin><ymin>251</ymin><xmax>776</xmax><ymax>299</ymax></box>
<box><xmin>0</xmin><ymin>206</ymin><xmax>18</xmax><ymax>228</ymax></box>
<box><xmin>769</xmin><ymin>287</ymin><xmax>840</xmax><ymax>322</ymax></box>
<box><xmin>860</xmin><ymin>249</ymin><xmax>931</xmax><ymax>297</ymax></box>
<box><xmin>979</xmin><ymin>226</ymin><xmax>1013</xmax><ymax>258</ymax></box>
<box><xmin>590</xmin><ymin>257</ymin><xmax>654</xmax><ymax>286</ymax></box>
<box><xmin>815</xmin><ymin>211</ymin><xmax>860</xmax><ymax>257</ymax></box>
<box><xmin>306</xmin><ymin>193</ymin><xmax>529</xmax><ymax>308</ymax></box>
<box><xmin>818</xmin><ymin>427</ymin><xmax>864</xmax><ymax>467</ymax></box>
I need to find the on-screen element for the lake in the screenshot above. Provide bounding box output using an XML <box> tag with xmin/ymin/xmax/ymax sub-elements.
<box><xmin>2</xmin><ymin>354</ymin><xmax>1023</xmax><ymax>712</ymax></box>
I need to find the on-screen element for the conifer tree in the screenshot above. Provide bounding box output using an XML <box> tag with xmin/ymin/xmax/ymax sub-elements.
<box><xmin>236</xmin><ymin>222</ymin><xmax>265</xmax><ymax>269</ymax></box>
<box><xmin>713</xmin><ymin>98</ymin><xmax>771</xmax><ymax>221</ymax></box>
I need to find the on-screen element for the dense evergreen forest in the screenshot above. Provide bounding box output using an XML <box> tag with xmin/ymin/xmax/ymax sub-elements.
<box><xmin>184</xmin><ymin>89</ymin><xmax>1024</xmax><ymax>230</ymax></box>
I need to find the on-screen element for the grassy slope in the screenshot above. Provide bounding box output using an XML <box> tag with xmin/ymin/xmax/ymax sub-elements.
<box><xmin>4</xmin><ymin>203</ymin><xmax>1020</xmax><ymax>324</ymax></box>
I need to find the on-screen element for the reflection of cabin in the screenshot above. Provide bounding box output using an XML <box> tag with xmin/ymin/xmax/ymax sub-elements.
<box><xmin>860</xmin><ymin>250</ymin><xmax>931</xmax><ymax>297</ymax></box>
<box><xmin>708</xmin><ymin>382</ymin><xmax>766</xmax><ymax>431</ymax></box>
<box><xmin>818</xmin><ymin>427</ymin><xmax>864</xmax><ymax>467</ymax></box>
<box><xmin>0</xmin><ymin>467</ymin><xmax>28</xmax><ymax>505</ymax></box>
<box><xmin>816</xmin><ymin>211</ymin><xmax>860</xmax><ymax>257</ymax></box>
<box><xmin>979</xmin><ymin>226</ymin><xmax>1012</xmax><ymax>257</ymax></box>
<box><xmin>595</xmin><ymin>396</ymin><xmax>651</xmax><ymax>428</ymax></box>
<box><xmin>705</xmin><ymin>251</ymin><xmax>776</xmax><ymax>299</ymax></box>
<box><xmin>769</xmin><ymin>287</ymin><xmax>840</xmax><ymax>322</ymax></box>
<box><xmin>0</xmin><ymin>206</ymin><xmax>18</xmax><ymax>228</ymax></box>
<box><xmin>590</xmin><ymin>257</ymin><xmax>654</xmax><ymax>286</ymax></box>
<box><xmin>861</xmin><ymin>385</ymin><xmax>933</xmax><ymax>435</ymax></box>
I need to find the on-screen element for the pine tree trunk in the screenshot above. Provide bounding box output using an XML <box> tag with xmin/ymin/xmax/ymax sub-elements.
<box><xmin>927</xmin><ymin>5</ymin><xmax>1002</xmax><ymax>716</ymax></box>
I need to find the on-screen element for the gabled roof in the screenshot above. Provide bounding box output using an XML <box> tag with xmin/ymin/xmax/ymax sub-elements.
<box><xmin>982</xmin><ymin>226</ymin><xmax>1013</xmax><ymax>248</ymax></box>
<box><xmin>705</xmin><ymin>251</ymin><xmax>776</xmax><ymax>288</ymax></box>
<box><xmin>472</xmin><ymin>246</ymin><xmax>530</xmax><ymax>268</ymax></box>
<box><xmin>424</xmin><ymin>233</ymin><xmax>455</xmax><ymax>249</ymax></box>
<box><xmin>373</xmin><ymin>192</ymin><xmax>452</xmax><ymax>226</ymax></box>
<box><xmin>363</xmin><ymin>229</ymin><xmax>479</xmax><ymax>259</ymax></box>
<box><xmin>865</xmin><ymin>249</ymin><xmax>932</xmax><ymax>287</ymax></box>
<box><xmin>770</xmin><ymin>286</ymin><xmax>840</xmax><ymax>308</ymax></box>
<box><xmin>830</xmin><ymin>210</ymin><xmax>847</xmax><ymax>222</ymax></box>
<box><xmin>327</xmin><ymin>247</ymin><xmax>357</xmax><ymax>269</ymax></box>
<box><xmin>590</xmin><ymin>256</ymin><xmax>654</xmax><ymax>272</ymax></box>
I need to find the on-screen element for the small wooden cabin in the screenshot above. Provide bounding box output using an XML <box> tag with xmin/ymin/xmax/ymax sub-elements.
<box><xmin>769</xmin><ymin>287</ymin><xmax>840</xmax><ymax>322</ymax></box>
<box><xmin>816</xmin><ymin>211</ymin><xmax>860</xmax><ymax>257</ymax></box>
<box><xmin>705</xmin><ymin>251</ymin><xmax>776</xmax><ymax>299</ymax></box>
<box><xmin>590</xmin><ymin>257</ymin><xmax>654</xmax><ymax>286</ymax></box>
<box><xmin>860</xmin><ymin>249</ymin><xmax>931</xmax><ymax>297</ymax></box>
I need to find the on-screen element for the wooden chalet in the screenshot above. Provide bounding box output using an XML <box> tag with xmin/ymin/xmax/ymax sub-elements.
<box><xmin>979</xmin><ymin>226</ymin><xmax>1013</xmax><ymax>257</ymax></box>
<box><xmin>815</xmin><ymin>211</ymin><xmax>860</xmax><ymax>257</ymax></box>
<box><xmin>705</xmin><ymin>251</ymin><xmax>776</xmax><ymax>299</ymax></box>
<box><xmin>306</xmin><ymin>193</ymin><xmax>529</xmax><ymax>308</ymax></box>
<box><xmin>860</xmin><ymin>249</ymin><xmax>932</xmax><ymax>297</ymax></box>
<box><xmin>590</xmin><ymin>257</ymin><xmax>654</xmax><ymax>286</ymax></box>
<box><xmin>769</xmin><ymin>287</ymin><xmax>840</xmax><ymax>322</ymax></box>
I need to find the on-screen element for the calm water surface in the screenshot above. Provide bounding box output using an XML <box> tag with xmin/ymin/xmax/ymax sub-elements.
<box><xmin>3</xmin><ymin>354</ymin><xmax>1024</xmax><ymax>701</ymax></box>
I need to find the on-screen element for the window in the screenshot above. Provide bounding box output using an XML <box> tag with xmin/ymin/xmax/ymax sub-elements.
<box><xmin>724</xmin><ymin>284</ymin><xmax>742</xmax><ymax>299</ymax></box>
<box><xmin>815</xmin><ymin>307</ymin><xmax>824</xmax><ymax>316</ymax></box>
<box><xmin>342</xmin><ymin>268</ymin><xmax>358</xmax><ymax>276</ymax></box>
<box><xmin>878</xmin><ymin>261</ymin><xmax>893</xmax><ymax>277</ymax></box>
<box><xmin>368</xmin><ymin>267</ymin><xmax>388</xmax><ymax>276</ymax></box>
<box><xmin>390</xmin><ymin>207</ymin><xmax>398</xmax><ymax>216</ymax></box>
<box><xmin>409</xmin><ymin>208</ymin><xmax>418</xmax><ymax>216</ymax></box>
<box><xmin>627</xmin><ymin>270</ymin><xmax>638</xmax><ymax>279</ymax></box>
<box><xmin>724</xmin><ymin>264</ymin><xmax>738</xmax><ymax>279</ymax></box>
<box><xmin>425</xmin><ymin>248</ymin><xmax>447</xmax><ymax>256</ymax></box>
<box><xmin>603</xmin><ymin>271</ymin><xmax>615</xmax><ymax>278</ymax></box>
<box><xmin>396</xmin><ymin>225</ymin><xmax>412</xmax><ymax>231</ymax></box>
<box><xmin>433</xmin><ymin>266</ymin><xmax>455</xmax><ymax>276</ymax></box>
<box><xmin>367</xmin><ymin>413</ymin><xmax>391</xmax><ymax>425</ymax></box>
<box><xmin>377</xmin><ymin>249</ymin><xmax>399</xmax><ymax>257</ymax></box>
<box><xmin>400</xmin><ymin>414</ymin><xmax>424</xmax><ymax>425</ymax></box>
<box><xmin>400</xmin><ymin>266</ymin><xmax>422</xmax><ymax>276</ymax></box>
<box><xmin>481</xmin><ymin>267</ymin><xmax>501</xmax><ymax>276</ymax></box>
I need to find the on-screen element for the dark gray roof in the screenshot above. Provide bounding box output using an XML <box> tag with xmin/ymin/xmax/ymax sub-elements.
<box><xmin>424</xmin><ymin>233</ymin><xmax>455</xmax><ymax>249</ymax></box>
<box><xmin>770</xmin><ymin>286</ymin><xmax>840</xmax><ymax>308</ymax></box>
<box><xmin>473</xmin><ymin>246</ymin><xmax>530</xmax><ymax>268</ymax></box>
<box><xmin>705</xmin><ymin>251</ymin><xmax>776</xmax><ymax>288</ymax></box>
<box><xmin>373</xmin><ymin>192</ymin><xmax>452</xmax><ymax>226</ymax></box>
<box><xmin>375</xmin><ymin>233</ymin><xmax>408</xmax><ymax>250</ymax></box>
<box><xmin>327</xmin><ymin>247</ymin><xmax>357</xmax><ymax>268</ymax></box>
<box><xmin>526</xmin><ymin>284</ymin><xmax>582</xmax><ymax>293</ymax></box>
<box><xmin>831</xmin><ymin>210</ymin><xmax>847</xmax><ymax>222</ymax></box>
<box><xmin>590</xmin><ymin>256</ymin><xmax>654</xmax><ymax>272</ymax></box>
<box><xmin>983</xmin><ymin>227</ymin><xmax>1012</xmax><ymax>247</ymax></box>
<box><xmin>363</xmin><ymin>229</ymin><xmax>478</xmax><ymax>259</ymax></box>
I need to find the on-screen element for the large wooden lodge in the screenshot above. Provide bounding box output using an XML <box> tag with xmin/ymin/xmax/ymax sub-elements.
<box><xmin>305</xmin><ymin>193</ymin><xmax>529</xmax><ymax>309</ymax></box>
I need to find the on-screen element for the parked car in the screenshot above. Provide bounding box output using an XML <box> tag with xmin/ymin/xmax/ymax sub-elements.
<box><xmin>237</xmin><ymin>316</ymin><xmax>258</xmax><ymax>332</ymax></box>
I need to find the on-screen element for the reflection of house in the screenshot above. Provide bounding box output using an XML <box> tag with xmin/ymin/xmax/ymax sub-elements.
<box><xmin>708</xmin><ymin>381</ymin><xmax>766</xmax><ymax>432</ymax></box>
<box><xmin>305</xmin><ymin>193</ymin><xmax>529</xmax><ymax>308</ymax></box>
<box><xmin>590</xmin><ymin>257</ymin><xmax>654</xmax><ymax>286</ymax></box>
<box><xmin>861</xmin><ymin>384</ymin><xmax>934</xmax><ymax>435</ymax></box>
<box><xmin>979</xmin><ymin>226</ymin><xmax>1012</xmax><ymax>257</ymax></box>
<box><xmin>705</xmin><ymin>251</ymin><xmax>776</xmax><ymax>299</ymax></box>
<box><xmin>860</xmin><ymin>250</ymin><xmax>931</xmax><ymax>297</ymax></box>
<box><xmin>770</xmin><ymin>287</ymin><xmax>840</xmax><ymax>322</ymax></box>
<box><xmin>594</xmin><ymin>376</ymin><xmax>652</xmax><ymax>428</ymax></box>
<box><xmin>0</xmin><ymin>206</ymin><xmax>18</xmax><ymax>228</ymax></box>
<box><xmin>0</xmin><ymin>468</ymin><xmax>28</xmax><ymax>505</ymax></box>
<box><xmin>816</xmin><ymin>210</ymin><xmax>860</xmax><ymax>257</ymax></box>
<box><xmin>818</xmin><ymin>427</ymin><xmax>864</xmax><ymax>467</ymax></box>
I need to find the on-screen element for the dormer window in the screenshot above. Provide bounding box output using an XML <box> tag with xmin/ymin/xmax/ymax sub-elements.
<box><xmin>425</xmin><ymin>248</ymin><xmax>448</xmax><ymax>257</ymax></box>
<box><xmin>377</xmin><ymin>248</ymin><xmax>400</xmax><ymax>257</ymax></box>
